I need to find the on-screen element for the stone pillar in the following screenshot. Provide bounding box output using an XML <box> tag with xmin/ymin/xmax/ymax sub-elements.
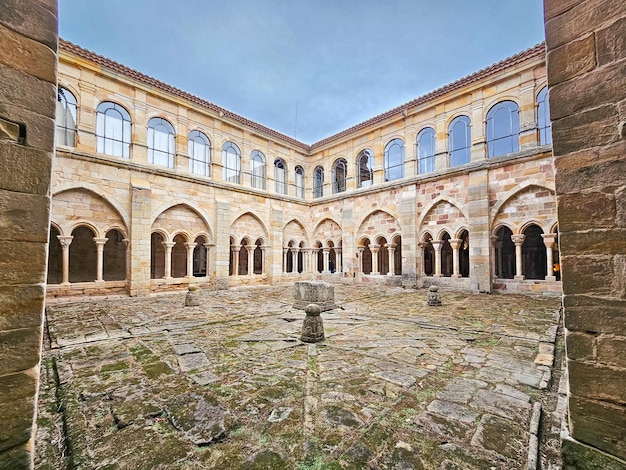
<box><xmin>387</xmin><ymin>243</ymin><xmax>396</xmax><ymax>276</ymax></box>
<box><xmin>291</xmin><ymin>249</ymin><xmax>298</xmax><ymax>274</ymax></box>
<box><xmin>231</xmin><ymin>246</ymin><xmax>240</xmax><ymax>276</ymax></box>
<box><xmin>185</xmin><ymin>242</ymin><xmax>197</xmax><ymax>280</ymax></box>
<box><xmin>370</xmin><ymin>244</ymin><xmax>380</xmax><ymax>275</ymax></box>
<box><xmin>123</xmin><ymin>238</ymin><xmax>130</xmax><ymax>282</ymax></box>
<box><xmin>246</xmin><ymin>245</ymin><xmax>254</xmax><ymax>276</ymax></box>
<box><xmin>357</xmin><ymin>247</ymin><xmax>365</xmax><ymax>273</ymax></box>
<box><xmin>93</xmin><ymin>237</ymin><xmax>108</xmax><ymax>282</ymax></box>
<box><xmin>336</xmin><ymin>247</ymin><xmax>343</xmax><ymax>273</ymax></box>
<box><xmin>129</xmin><ymin>180</ymin><xmax>152</xmax><ymax>296</ymax></box>
<box><xmin>203</xmin><ymin>243</ymin><xmax>214</xmax><ymax>278</ymax></box>
<box><xmin>541</xmin><ymin>234</ymin><xmax>556</xmax><ymax>281</ymax></box>
<box><xmin>491</xmin><ymin>236</ymin><xmax>501</xmax><ymax>278</ymax></box>
<box><xmin>261</xmin><ymin>246</ymin><xmax>269</xmax><ymax>275</ymax></box>
<box><xmin>511</xmin><ymin>235</ymin><xmax>525</xmax><ymax>280</ymax></box>
<box><xmin>0</xmin><ymin>2</ymin><xmax>58</xmax><ymax>465</ymax></box>
<box><xmin>545</xmin><ymin>1</ymin><xmax>626</xmax><ymax>465</ymax></box>
<box><xmin>431</xmin><ymin>241</ymin><xmax>443</xmax><ymax>277</ymax></box>
<box><xmin>58</xmin><ymin>235</ymin><xmax>74</xmax><ymax>285</ymax></box>
<box><xmin>322</xmin><ymin>248</ymin><xmax>330</xmax><ymax>274</ymax></box>
<box><xmin>283</xmin><ymin>247</ymin><xmax>288</xmax><ymax>272</ymax></box>
<box><xmin>163</xmin><ymin>241</ymin><xmax>175</xmax><ymax>279</ymax></box>
<box><xmin>449</xmin><ymin>239</ymin><xmax>462</xmax><ymax>278</ymax></box>
<box><xmin>417</xmin><ymin>242</ymin><xmax>428</xmax><ymax>277</ymax></box>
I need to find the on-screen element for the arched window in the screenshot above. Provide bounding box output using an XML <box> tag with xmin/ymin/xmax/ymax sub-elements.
<box><xmin>148</xmin><ymin>117</ymin><xmax>175</xmax><ymax>168</ymax></box>
<box><xmin>253</xmin><ymin>239</ymin><xmax>264</xmax><ymax>274</ymax></box>
<box><xmin>361</xmin><ymin>239</ymin><xmax>372</xmax><ymax>274</ymax></box>
<box><xmin>193</xmin><ymin>236</ymin><xmax>208</xmax><ymax>277</ymax></box>
<box><xmin>96</xmin><ymin>101</ymin><xmax>131</xmax><ymax>158</ymax></box>
<box><xmin>188</xmin><ymin>130</ymin><xmax>210</xmax><ymax>176</ymax></box>
<box><xmin>275</xmin><ymin>158</ymin><xmax>287</xmax><ymax>194</ymax></box>
<box><xmin>171</xmin><ymin>234</ymin><xmax>187</xmax><ymax>278</ymax></box>
<box><xmin>487</xmin><ymin>101</ymin><xmax>520</xmax><ymax>157</ymax></box>
<box><xmin>357</xmin><ymin>149</ymin><xmax>373</xmax><ymax>188</ymax></box>
<box><xmin>537</xmin><ymin>87</ymin><xmax>552</xmax><ymax>145</ymax></box>
<box><xmin>69</xmin><ymin>226</ymin><xmax>97</xmax><ymax>282</ymax></box>
<box><xmin>458</xmin><ymin>230</ymin><xmax>470</xmax><ymax>278</ymax></box>
<box><xmin>522</xmin><ymin>224</ymin><xmax>547</xmax><ymax>280</ymax></box>
<box><xmin>103</xmin><ymin>229</ymin><xmax>126</xmax><ymax>281</ymax></box>
<box><xmin>333</xmin><ymin>158</ymin><xmax>347</xmax><ymax>193</ymax></box>
<box><xmin>422</xmin><ymin>234</ymin><xmax>434</xmax><ymax>276</ymax></box>
<box><xmin>313</xmin><ymin>166</ymin><xmax>324</xmax><ymax>198</ymax></box>
<box><xmin>384</xmin><ymin>139</ymin><xmax>404</xmax><ymax>181</ymax></box>
<box><xmin>250</xmin><ymin>150</ymin><xmax>266</xmax><ymax>190</ymax></box>
<box><xmin>239</xmin><ymin>239</ymin><xmax>248</xmax><ymax>276</ymax></box>
<box><xmin>449</xmin><ymin>116</ymin><xmax>471</xmax><ymax>167</ymax></box>
<box><xmin>56</xmin><ymin>87</ymin><xmax>77</xmax><ymax>147</ymax></box>
<box><xmin>441</xmin><ymin>232</ymin><xmax>453</xmax><ymax>277</ymax></box>
<box><xmin>494</xmin><ymin>226</ymin><xmax>515</xmax><ymax>279</ymax></box>
<box><xmin>47</xmin><ymin>226</ymin><xmax>62</xmax><ymax>284</ymax></box>
<box><xmin>392</xmin><ymin>235</ymin><xmax>402</xmax><ymax>275</ymax></box>
<box><xmin>222</xmin><ymin>141</ymin><xmax>241</xmax><ymax>184</ymax></box>
<box><xmin>417</xmin><ymin>127</ymin><xmax>435</xmax><ymax>174</ymax></box>
<box><xmin>150</xmin><ymin>233</ymin><xmax>165</xmax><ymax>279</ymax></box>
<box><xmin>295</xmin><ymin>166</ymin><xmax>304</xmax><ymax>198</ymax></box>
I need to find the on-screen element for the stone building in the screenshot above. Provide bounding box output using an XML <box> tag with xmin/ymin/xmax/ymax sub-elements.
<box><xmin>49</xmin><ymin>39</ymin><xmax>561</xmax><ymax>298</ymax></box>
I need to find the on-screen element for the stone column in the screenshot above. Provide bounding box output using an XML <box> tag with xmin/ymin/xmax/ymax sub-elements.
<box><xmin>58</xmin><ymin>236</ymin><xmax>74</xmax><ymax>285</ymax></box>
<box><xmin>370</xmin><ymin>244</ymin><xmax>380</xmax><ymax>275</ymax></box>
<box><xmin>204</xmin><ymin>243</ymin><xmax>214</xmax><ymax>277</ymax></box>
<box><xmin>93</xmin><ymin>237</ymin><xmax>108</xmax><ymax>282</ymax></box>
<box><xmin>283</xmin><ymin>247</ymin><xmax>289</xmax><ymax>273</ymax></box>
<box><xmin>184</xmin><ymin>242</ymin><xmax>197</xmax><ymax>280</ymax></box>
<box><xmin>246</xmin><ymin>245</ymin><xmax>255</xmax><ymax>276</ymax></box>
<box><xmin>163</xmin><ymin>241</ymin><xmax>175</xmax><ymax>279</ymax></box>
<box><xmin>431</xmin><ymin>240</ymin><xmax>443</xmax><ymax>277</ymax></box>
<box><xmin>387</xmin><ymin>243</ymin><xmax>396</xmax><ymax>276</ymax></box>
<box><xmin>491</xmin><ymin>236</ymin><xmax>501</xmax><ymax>278</ymax></box>
<box><xmin>123</xmin><ymin>238</ymin><xmax>130</xmax><ymax>282</ymax></box>
<box><xmin>511</xmin><ymin>235</ymin><xmax>525</xmax><ymax>280</ymax></box>
<box><xmin>336</xmin><ymin>247</ymin><xmax>343</xmax><ymax>273</ymax></box>
<box><xmin>417</xmin><ymin>242</ymin><xmax>427</xmax><ymax>276</ymax></box>
<box><xmin>542</xmin><ymin>234</ymin><xmax>557</xmax><ymax>281</ymax></box>
<box><xmin>449</xmin><ymin>239</ymin><xmax>462</xmax><ymax>278</ymax></box>
<box><xmin>231</xmin><ymin>246</ymin><xmax>240</xmax><ymax>276</ymax></box>
<box><xmin>322</xmin><ymin>248</ymin><xmax>330</xmax><ymax>274</ymax></box>
<box><xmin>261</xmin><ymin>246</ymin><xmax>269</xmax><ymax>275</ymax></box>
<box><xmin>291</xmin><ymin>249</ymin><xmax>298</xmax><ymax>274</ymax></box>
<box><xmin>357</xmin><ymin>247</ymin><xmax>365</xmax><ymax>273</ymax></box>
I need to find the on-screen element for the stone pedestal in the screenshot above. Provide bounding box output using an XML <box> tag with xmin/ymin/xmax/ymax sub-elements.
<box><xmin>301</xmin><ymin>304</ymin><xmax>325</xmax><ymax>343</ymax></box>
<box><xmin>427</xmin><ymin>286</ymin><xmax>442</xmax><ymax>306</ymax></box>
<box><xmin>184</xmin><ymin>287</ymin><xmax>201</xmax><ymax>307</ymax></box>
<box><xmin>294</xmin><ymin>281</ymin><xmax>336</xmax><ymax>311</ymax></box>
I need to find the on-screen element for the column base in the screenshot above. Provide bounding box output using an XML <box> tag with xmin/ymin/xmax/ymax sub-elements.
<box><xmin>545</xmin><ymin>275</ymin><xmax>557</xmax><ymax>281</ymax></box>
<box><xmin>451</xmin><ymin>274</ymin><xmax>461</xmax><ymax>279</ymax></box>
<box><xmin>514</xmin><ymin>275</ymin><xmax>525</xmax><ymax>280</ymax></box>
<box><xmin>94</xmin><ymin>280</ymin><xmax>105</xmax><ymax>286</ymax></box>
<box><xmin>433</xmin><ymin>274</ymin><xmax>443</xmax><ymax>278</ymax></box>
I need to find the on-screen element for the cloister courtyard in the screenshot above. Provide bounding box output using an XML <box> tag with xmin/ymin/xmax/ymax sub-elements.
<box><xmin>35</xmin><ymin>283</ymin><xmax>564</xmax><ymax>469</ymax></box>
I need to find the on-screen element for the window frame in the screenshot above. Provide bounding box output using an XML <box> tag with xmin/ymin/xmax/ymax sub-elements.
<box><xmin>250</xmin><ymin>150</ymin><xmax>266</xmax><ymax>190</ymax></box>
<box><xmin>222</xmin><ymin>141</ymin><xmax>242</xmax><ymax>184</ymax></box>
<box><xmin>486</xmin><ymin>100</ymin><xmax>520</xmax><ymax>158</ymax></box>
<box><xmin>384</xmin><ymin>138</ymin><xmax>405</xmax><ymax>181</ymax></box>
<box><xmin>56</xmin><ymin>87</ymin><xmax>77</xmax><ymax>147</ymax></box>
<box><xmin>417</xmin><ymin>127</ymin><xmax>436</xmax><ymax>174</ymax></box>
<box><xmin>356</xmin><ymin>148</ymin><xmax>374</xmax><ymax>188</ymax></box>
<box><xmin>332</xmin><ymin>158</ymin><xmax>348</xmax><ymax>193</ymax></box>
<box><xmin>295</xmin><ymin>165</ymin><xmax>304</xmax><ymax>198</ymax></box>
<box><xmin>188</xmin><ymin>130</ymin><xmax>211</xmax><ymax>176</ymax></box>
<box><xmin>537</xmin><ymin>87</ymin><xmax>552</xmax><ymax>146</ymax></box>
<box><xmin>313</xmin><ymin>165</ymin><xmax>324</xmax><ymax>198</ymax></box>
<box><xmin>448</xmin><ymin>115</ymin><xmax>471</xmax><ymax>167</ymax></box>
<box><xmin>96</xmin><ymin>101</ymin><xmax>132</xmax><ymax>158</ymax></box>
<box><xmin>274</xmin><ymin>158</ymin><xmax>287</xmax><ymax>194</ymax></box>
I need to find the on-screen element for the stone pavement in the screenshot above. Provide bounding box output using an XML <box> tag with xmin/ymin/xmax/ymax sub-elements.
<box><xmin>35</xmin><ymin>283</ymin><xmax>563</xmax><ymax>469</ymax></box>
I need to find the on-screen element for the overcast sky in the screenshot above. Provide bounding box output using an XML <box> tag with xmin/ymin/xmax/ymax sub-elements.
<box><xmin>58</xmin><ymin>0</ymin><xmax>546</xmax><ymax>145</ymax></box>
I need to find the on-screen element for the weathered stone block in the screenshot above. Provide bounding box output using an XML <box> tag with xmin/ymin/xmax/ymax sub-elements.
<box><xmin>547</xmin><ymin>35</ymin><xmax>596</xmax><ymax>85</ymax></box>
<box><xmin>554</xmin><ymin>142</ymin><xmax>626</xmax><ymax>194</ymax></box>
<box><xmin>597</xmin><ymin>335</ymin><xmax>626</xmax><ymax>369</ymax></box>
<box><xmin>0</xmin><ymin>142</ymin><xmax>52</xmax><ymax>195</ymax></box>
<box><xmin>569</xmin><ymin>395</ymin><xmax>626</xmax><ymax>461</ymax></box>
<box><xmin>560</xmin><ymin>255</ymin><xmax>614</xmax><ymax>296</ymax></box>
<box><xmin>568</xmin><ymin>360</ymin><xmax>626</xmax><ymax>404</ymax></box>
<box><xmin>0</xmin><ymin>327</ymin><xmax>42</xmax><ymax>376</ymax></box>
<box><xmin>562</xmin><ymin>430</ymin><xmax>626</xmax><ymax>470</ymax></box>
<box><xmin>558</xmin><ymin>230</ymin><xmax>626</xmax><ymax>256</ymax></box>
<box><xmin>564</xmin><ymin>295</ymin><xmax>626</xmax><ymax>335</ymax></box>
<box><xmin>597</xmin><ymin>17</ymin><xmax>626</xmax><ymax>66</ymax></box>
<box><xmin>556</xmin><ymin>192</ymin><xmax>616</xmax><ymax>231</ymax></box>
<box><xmin>552</xmin><ymin>104</ymin><xmax>620</xmax><ymax>155</ymax></box>
<box><xmin>0</xmin><ymin>372</ymin><xmax>37</xmax><ymax>453</ymax></box>
<box><xmin>0</xmin><ymin>24</ymin><xmax>56</xmax><ymax>84</ymax></box>
<box><xmin>0</xmin><ymin>0</ymin><xmax>57</xmax><ymax>50</ymax></box>
<box><xmin>0</xmin><ymin>190</ymin><xmax>50</xmax><ymax>243</ymax></box>
<box><xmin>0</xmin><ymin>102</ymin><xmax>55</xmax><ymax>152</ymax></box>
<box><xmin>549</xmin><ymin>61</ymin><xmax>626</xmax><ymax>120</ymax></box>
<box><xmin>0</xmin><ymin>62</ymin><xmax>56</xmax><ymax>119</ymax></box>
<box><xmin>0</xmin><ymin>442</ymin><xmax>32</xmax><ymax>470</ymax></box>
<box><xmin>566</xmin><ymin>331</ymin><xmax>595</xmax><ymax>362</ymax></box>
<box><xmin>0</xmin><ymin>284</ymin><xmax>44</xmax><ymax>331</ymax></box>
<box><xmin>294</xmin><ymin>281</ymin><xmax>335</xmax><ymax>311</ymax></box>
<box><xmin>0</xmin><ymin>241</ymin><xmax>47</xmax><ymax>285</ymax></box>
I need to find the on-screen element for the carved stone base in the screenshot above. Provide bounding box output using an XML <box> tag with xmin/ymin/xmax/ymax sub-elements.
<box><xmin>301</xmin><ymin>303</ymin><xmax>325</xmax><ymax>343</ymax></box>
<box><xmin>294</xmin><ymin>280</ymin><xmax>336</xmax><ymax>311</ymax></box>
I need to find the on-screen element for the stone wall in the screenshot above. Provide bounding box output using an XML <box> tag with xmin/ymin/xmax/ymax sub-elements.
<box><xmin>544</xmin><ymin>0</ymin><xmax>626</xmax><ymax>466</ymax></box>
<box><xmin>0</xmin><ymin>1</ymin><xmax>57</xmax><ymax>468</ymax></box>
